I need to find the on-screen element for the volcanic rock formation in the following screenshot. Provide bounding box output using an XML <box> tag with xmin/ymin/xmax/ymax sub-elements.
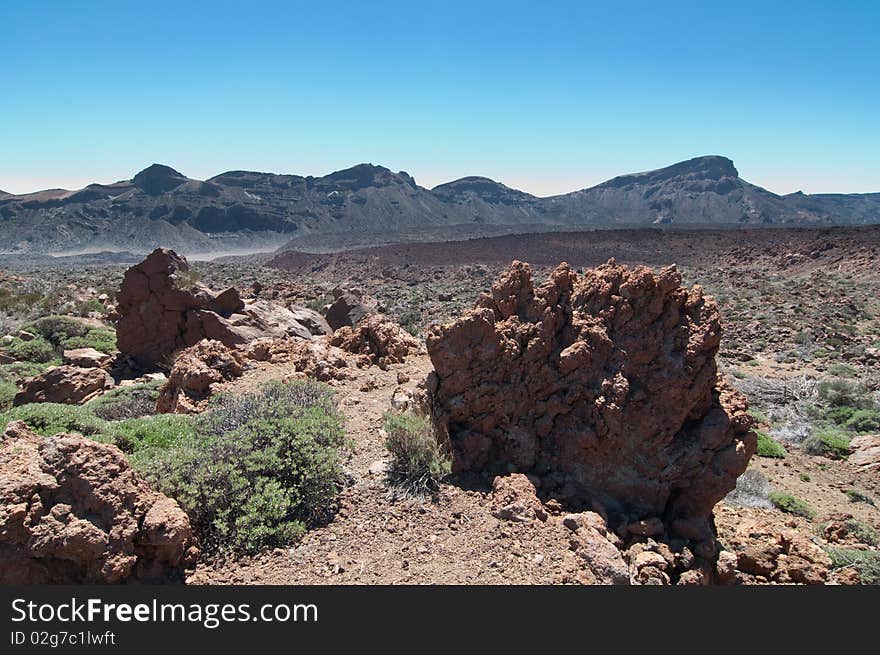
<box><xmin>155</xmin><ymin>339</ymin><xmax>245</xmax><ymax>414</ymax></box>
<box><xmin>114</xmin><ymin>248</ymin><xmax>320</xmax><ymax>368</ymax></box>
<box><xmin>330</xmin><ymin>315</ymin><xmax>422</xmax><ymax>367</ymax></box>
<box><xmin>0</xmin><ymin>421</ymin><xmax>195</xmax><ymax>583</ymax></box>
<box><xmin>13</xmin><ymin>365</ymin><xmax>112</xmax><ymax>406</ymax></box>
<box><xmin>426</xmin><ymin>259</ymin><xmax>755</xmax><ymax>543</ymax></box>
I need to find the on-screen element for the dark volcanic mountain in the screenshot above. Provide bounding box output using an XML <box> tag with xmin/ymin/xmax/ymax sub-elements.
<box><xmin>1</xmin><ymin>156</ymin><xmax>877</xmax><ymax>255</ymax></box>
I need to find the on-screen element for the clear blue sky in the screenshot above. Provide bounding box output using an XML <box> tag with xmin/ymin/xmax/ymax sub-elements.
<box><xmin>1</xmin><ymin>0</ymin><xmax>878</xmax><ymax>196</ymax></box>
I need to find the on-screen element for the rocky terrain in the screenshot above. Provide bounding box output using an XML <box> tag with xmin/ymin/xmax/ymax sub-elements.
<box><xmin>1</xmin><ymin>156</ymin><xmax>878</xmax><ymax>256</ymax></box>
<box><xmin>0</xmin><ymin>226</ymin><xmax>878</xmax><ymax>585</ymax></box>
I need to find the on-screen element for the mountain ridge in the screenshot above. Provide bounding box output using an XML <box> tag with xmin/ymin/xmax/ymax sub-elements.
<box><xmin>1</xmin><ymin>155</ymin><xmax>878</xmax><ymax>255</ymax></box>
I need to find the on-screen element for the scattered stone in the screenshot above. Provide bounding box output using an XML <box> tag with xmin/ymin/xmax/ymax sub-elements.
<box><xmin>62</xmin><ymin>347</ymin><xmax>110</xmax><ymax>368</ymax></box>
<box><xmin>490</xmin><ymin>474</ymin><xmax>548</xmax><ymax>523</ymax></box>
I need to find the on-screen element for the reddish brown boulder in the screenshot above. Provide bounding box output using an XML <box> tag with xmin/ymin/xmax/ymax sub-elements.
<box><xmin>426</xmin><ymin>260</ymin><xmax>755</xmax><ymax>541</ymax></box>
<box><xmin>14</xmin><ymin>365</ymin><xmax>112</xmax><ymax>406</ymax></box>
<box><xmin>0</xmin><ymin>421</ymin><xmax>196</xmax><ymax>583</ymax></box>
<box><xmin>156</xmin><ymin>340</ymin><xmax>245</xmax><ymax>414</ymax></box>
<box><xmin>114</xmin><ymin>248</ymin><xmax>318</xmax><ymax>368</ymax></box>
<box><xmin>62</xmin><ymin>347</ymin><xmax>110</xmax><ymax>368</ymax></box>
<box><xmin>330</xmin><ymin>315</ymin><xmax>421</xmax><ymax>367</ymax></box>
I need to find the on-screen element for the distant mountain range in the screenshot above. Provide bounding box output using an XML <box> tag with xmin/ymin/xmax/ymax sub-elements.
<box><xmin>1</xmin><ymin>156</ymin><xmax>878</xmax><ymax>255</ymax></box>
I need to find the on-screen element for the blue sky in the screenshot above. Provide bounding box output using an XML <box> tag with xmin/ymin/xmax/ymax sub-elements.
<box><xmin>1</xmin><ymin>0</ymin><xmax>878</xmax><ymax>196</ymax></box>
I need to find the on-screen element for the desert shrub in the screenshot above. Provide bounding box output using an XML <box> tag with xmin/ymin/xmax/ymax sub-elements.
<box><xmin>846</xmin><ymin>489</ymin><xmax>875</xmax><ymax>506</ymax></box>
<box><xmin>88</xmin><ymin>380</ymin><xmax>162</xmax><ymax>420</ymax></box>
<box><xmin>747</xmin><ymin>408</ymin><xmax>769</xmax><ymax>425</ymax></box>
<box><xmin>802</xmin><ymin>429</ymin><xmax>851</xmax><ymax>459</ymax></box>
<box><xmin>134</xmin><ymin>381</ymin><xmax>349</xmax><ymax>554</ymax></box>
<box><xmin>769</xmin><ymin>492</ymin><xmax>816</xmax><ymax>520</ymax></box>
<box><xmin>844</xmin><ymin>409</ymin><xmax>880</xmax><ymax>433</ymax></box>
<box><xmin>0</xmin><ymin>361</ymin><xmax>49</xmax><ymax>384</ymax></box>
<box><xmin>825</xmin><ymin>548</ymin><xmax>880</xmax><ymax>585</ymax></box>
<box><xmin>108</xmin><ymin>414</ymin><xmax>195</xmax><ymax>454</ymax></box>
<box><xmin>0</xmin><ymin>403</ymin><xmax>110</xmax><ymax>439</ymax></box>
<box><xmin>827</xmin><ymin>363</ymin><xmax>858</xmax><ymax>378</ymax></box>
<box><xmin>799</xmin><ymin>473</ymin><xmax>811</xmax><ymax>482</ymax></box>
<box><xmin>817</xmin><ymin>379</ymin><xmax>872</xmax><ymax>409</ymax></box>
<box><xmin>23</xmin><ymin>316</ymin><xmax>116</xmax><ymax>353</ymax></box>
<box><xmin>724</xmin><ymin>470</ymin><xmax>773</xmax><ymax>509</ymax></box>
<box><xmin>383</xmin><ymin>411</ymin><xmax>451</xmax><ymax>492</ymax></box>
<box><xmin>5</xmin><ymin>337</ymin><xmax>56</xmax><ymax>363</ymax></box>
<box><xmin>61</xmin><ymin>327</ymin><xmax>116</xmax><ymax>353</ymax></box>
<box><xmin>839</xmin><ymin>518</ymin><xmax>879</xmax><ymax>546</ymax></box>
<box><xmin>756</xmin><ymin>430</ymin><xmax>787</xmax><ymax>458</ymax></box>
<box><xmin>0</xmin><ymin>381</ymin><xmax>17</xmax><ymax>412</ymax></box>
<box><xmin>823</xmin><ymin>405</ymin><xmax>858</xmax><ymax>425</ymax></box>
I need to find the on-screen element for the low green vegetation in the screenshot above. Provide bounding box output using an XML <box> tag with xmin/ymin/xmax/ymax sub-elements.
<box><xmin>756</xmin><ymin>430</ymin><xmax>787</xmax><ymax>458</ymax></box>
<box><xmin>134</xmin><ymin>381</ymin><xmax>350</xmax><ymax>554</ymax></box>
<box><xmin>383</xmin><ymin>411</ymin><xmax>451</xmax><ymax>492</ymax></box>
<box><xmin>87</xmin><ymin>380</ymin><xmax>162</xmax><ymax>420</ymax></box>
<box><xmin>846</xmin><ymin>489</ymin><xmax>875</xmax><ymax>506</ymax></box>
<box><xmin>769</xmin><ymin>491</ymin><xmax>816</xmax><ymax>520</ymax></box>
<box><xmin>0</xmin><ymin>381</ymin><xmax>17</xmax><ymax>412</ymax></box>
<box><xmin>825</xmin><ymin>547</ymin><xmax>880</xmax><ymax>585</ymax></box>
<box><xmin>5</xmin><ymin>337</ymin><xmax>56</xmax><ymax>364</ymax></box>
<box><xmin>24</xmin><ymin>315</ymin><xmax>116</xmax><ymax>354</ymax></box>
<box><xmin>802</xmin><ymin>429</ymin><xmax>851</xmax><ymax>459</ymax></box>
<box><xmin>0</xmin><ymin>380</ymin><xmax>350</xmax><ymax>556</ymax></box>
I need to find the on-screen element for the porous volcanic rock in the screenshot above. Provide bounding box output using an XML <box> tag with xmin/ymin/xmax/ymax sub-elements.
<box><xmin>426</xmin><ymin>259</ymin><xmax>755</xmax><ymax>542</ymax></box>
<box><xmin>114</xmin><ymin>248</ymin><xmax>318</xmax><ymax>369</ymax></box>
<box><xmin>13</xmin><ymin>365</ymin><xmax>112</xmax><ymax>406</ymax></box>
<box><xmin>156</xmin><ymin>340</ymin><xmax>245</xmax><ymax>414</ymax></box>
<box><xmin>330</xmin><ymin>315</ymin><xmax>421</xmax><ymax>367</ymax></box>
<box><xmin>0</xmin><ymin>421</ymin><xmax>196</xmax><ymax>583</ymax></box>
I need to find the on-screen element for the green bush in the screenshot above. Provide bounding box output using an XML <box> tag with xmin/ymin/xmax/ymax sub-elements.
<box><xmin>827</xmin><ymin>363</ymin><xmax>858</xmax><ymax>378</ymax></box>
<box><xmin>825</xmin><ymin>548</ymin><xmax>880</xmax><ymax>585</ymax></box>
<box><xmin>5</xmin><ymin>337</ymin><xmax>56</xmax><ymax>363</ymax></box>
<box><xmin>769</xmin><ymin>492</ymin><xmax>816</xmax><ymax>520</ymax></box>
<box><xmin>62</xmin><ymin>327</ymin><xmax>116</xmax><ymax>353</ymax></box>
<box><xmin>823</xmin><ymin>405</ymin><xmax>858</xmax><ymax>425</ymax></box>
<box><xmin>23</xmin><ymin>316</ymin><xmax>116</xmax><ymax>353</ymax></box>
<box><xmin>839</xmin><ymin>518</ymin><xmax>879</xmax><ymax>546</ymax></box>
<box><xmin>88</xmin><ymin>381</ymin><xmax>162</xmax><ymax>421</ymax></box>
<box><xmin>844</xmin><ymin>409</ymin><xmax>880</xmax><ymax>433</ymax></box>
<box><xmin>383</xmin><ymin>411</ymin><xmax>451</xmax><ymax>491</ymax></box>
<box><xmin>0</xmin><ymin>403</ymin><xmax>110</xmax><ymax>439</ymax></box>
<box><xmin>134</xmin><ymin>381</ymin><xmax>349</xmax><ymax>554</ymax></box>
<box><xmin>108</xmin><ymin>414</ymin><xmax>195</xmax><ymax>454</ymax></box>
<box><xmin>817</xmin><ymin>379</ymin><xmax>872</xmax><ymax>409</ymax></box>
<box><xmin>803</xmin><ymin>429</ymin><xmax>851</xmax><ymax>459</ymax></box>
<box><xmin>0</xmin><ymin>360</ymin><xmax>50</xmax><ymax>383</ymax></box>
<box><xmin>0</xmin><ymin>381</ymin><xmax>17</xmax><ymax>412</ymax></box>
<box><xmin>846</xmin><ymin>489</ymin><xmax>875</xmax><ymax>506</ymax></box>
<box><xmin>756</xmin><ymin>431</ymin><xmax>787</xmax><ymax>458</ymax></box>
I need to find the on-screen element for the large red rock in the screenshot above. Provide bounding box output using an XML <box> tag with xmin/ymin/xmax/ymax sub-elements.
<box><xmin>426</xmin><ymin>260</ymin><xmax>755</xmax><ymax>542</ymax></box>
<box><xmin>0</xmin><ymin>421</ymin><xmax>196</xmax><ymax>583</ymax></box>
<box><xmin>114</xmin><ymin>248</ymin><xmax>319</xmax><ymax>368</ymax></box>
<box><xmin>13</xmin><ymin>365</ymin><xmax>112</xmax><ymax>406</ymax></box>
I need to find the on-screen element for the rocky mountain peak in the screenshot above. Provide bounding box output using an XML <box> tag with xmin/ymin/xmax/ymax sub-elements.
<box><xmin>132</xmin><ymin>163</ymin><xmax>188</xmax><ymax>195</ymax></box>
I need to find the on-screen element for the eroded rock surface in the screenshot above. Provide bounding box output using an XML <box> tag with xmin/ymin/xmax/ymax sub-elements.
<box><xmin>0</xmin><ymin>421</ymin><xmax>195</xmax><ymax>583</ymax></box>
<box><xmin>156</xmin><ymin>339</ymin><xmax>244</xmax><ymax>414</ymax></box>
<box><xmin>115</xmin><ymin>248</ymin><xmax>319</xmax><ymax>368</ymax></box>
<box><xmin>331</xmin><ymin>315</ymin><xmax>421</xmax><ymax>367</ymax></box>
<box><xmin>14</xmin><ymin>365</ymin><xmax>112</xmax><ymax>406</ymax></box>
<box><xmin>426</xmin><ymin>259</ymin><xmax>755</xmax><ymax>542</ymax></box>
